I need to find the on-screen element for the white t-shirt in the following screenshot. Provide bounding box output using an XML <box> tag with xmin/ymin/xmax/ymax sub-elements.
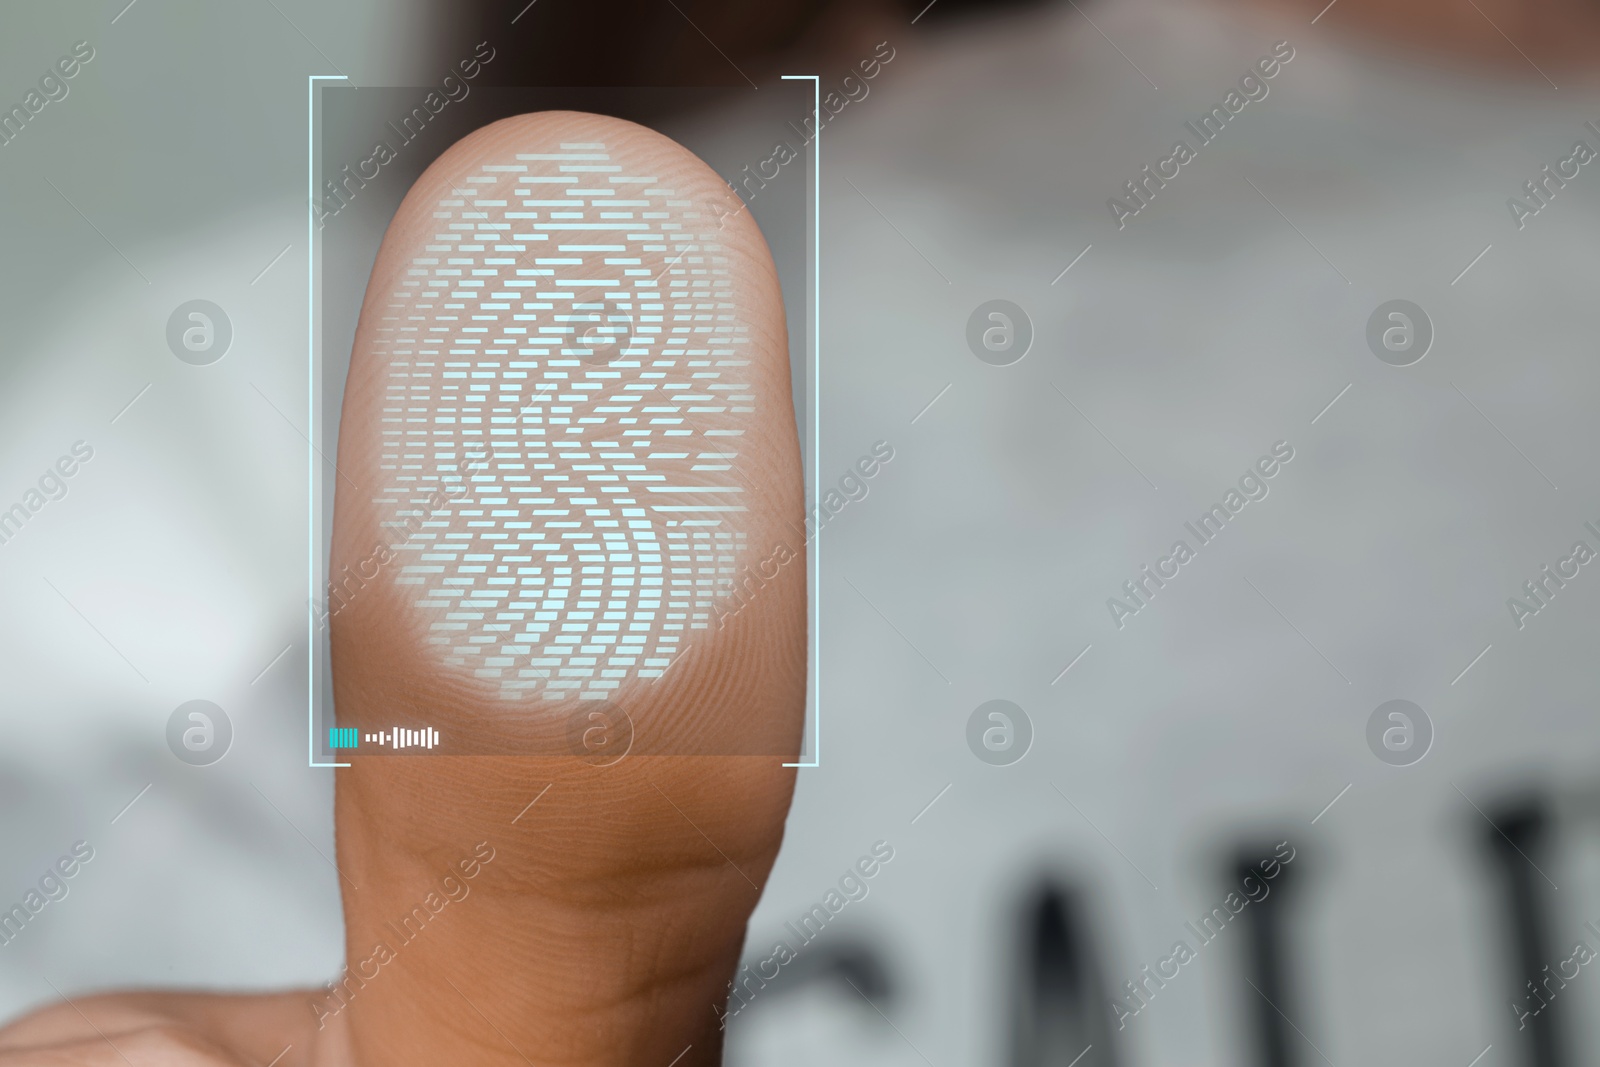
<box><xmin>732</xmin><ymin>1</ymin><xmax>1600</xmax><ymax>1063</ymax></box>
<box><xmin>3</xmin><ymin>2</ymin><xmax>1598</xmax><ymax>1064</ymax></box>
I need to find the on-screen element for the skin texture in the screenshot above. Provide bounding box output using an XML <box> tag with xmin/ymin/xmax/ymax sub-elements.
<box><xmin>3</xmin><ymin>1</ymin><xmax>1594</xmax><ymax>1062</ymax></box>
<box><xmin>0</xmin><ymin>112</ymin><xmax>803</xmax><ymax>1067</ymax></box>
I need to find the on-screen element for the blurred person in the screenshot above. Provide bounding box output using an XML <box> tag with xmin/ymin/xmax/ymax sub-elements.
<box><xmin>2</xmin><ymin>0</ymin><xmax>1598</xmax><ymax>1065</ymax></box>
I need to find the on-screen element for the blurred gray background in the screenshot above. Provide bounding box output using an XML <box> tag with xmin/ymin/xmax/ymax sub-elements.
<box><xmin>2</xmin><ymin>1</ymin><xmax>1598</xmax><ymax>1065</ymax></box>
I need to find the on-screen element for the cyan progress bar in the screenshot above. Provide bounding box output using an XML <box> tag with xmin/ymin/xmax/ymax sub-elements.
<box><xmin>327</xmin><ymin>727</ymin><xmax>441</xmax><ymax>750</ymax></box>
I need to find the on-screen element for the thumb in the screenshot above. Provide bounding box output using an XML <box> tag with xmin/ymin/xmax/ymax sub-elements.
<box><xmin>322</xmin><ymin>111</ymin><xmax>805</xmax><ymax>1067</ymax></box>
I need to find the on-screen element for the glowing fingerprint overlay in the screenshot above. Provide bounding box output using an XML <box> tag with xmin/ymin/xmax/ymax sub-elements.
<box><xmin>369</xmin><ymin>140</ymin><xmax>749</xmax><ymax>702</ymax></box>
